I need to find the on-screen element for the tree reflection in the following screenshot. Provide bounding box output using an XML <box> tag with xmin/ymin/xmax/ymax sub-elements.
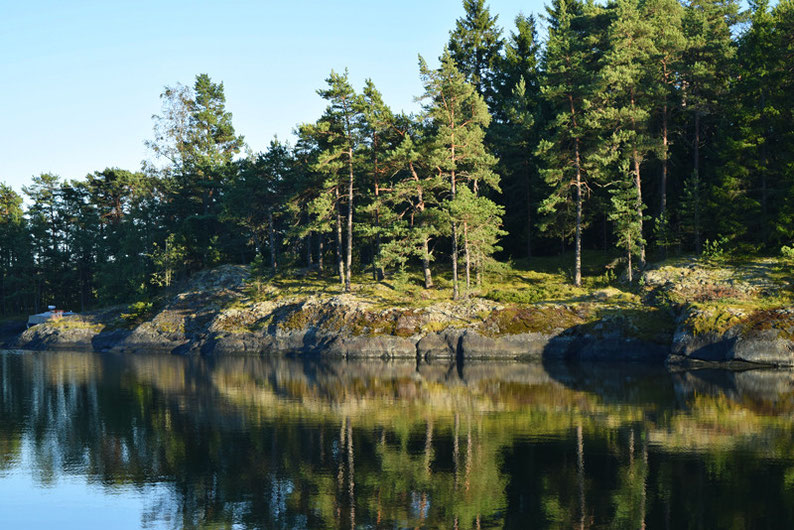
<box><xmin>1</xmin><ymin>352</ymin><xmax>794</xmax><ymax>527</ymax></box>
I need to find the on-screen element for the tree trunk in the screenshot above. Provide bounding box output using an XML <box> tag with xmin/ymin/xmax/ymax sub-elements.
<box><xmin>451</xmin><ymin>165</ymin><xmax>459</xmax><ymax>300</ymax></box>
<box><xmin>627</xmin><ymin>232</ymin><xmax>633</xmax><ymax>283</ymax></box>
<box><xmin>422</xmin><ymin>237</ymin><xmax>433</xmax><ymax>289</ymax></box>
<box><xmin>464</xmin><ymin>222</ymin><xmax>471</xmax><ymax>291</ymax></box>
<box><xmin>318</xmin><ymin>235</ymin><xmax>324</xmax><ymax>273</ymax></box>
<box><xmin>760</xmin><ymin>91</ymin><xmax>768</xmax><ymax>223</ymax></box>
<box><xmin>694</xmin><ymin>112</ymin><xmax>702</xmax><ymax>253</ymax></box>
<box><xmin>570</xmin><ymin>93</ymin><xmax>583</xmax><ymax>287</ymax></box>
<box><xmin>346</xmin><ymin>148</ymin><xmax>354</xmax><ymax>292</ymax></box>
<box><xmin>267</xmin><ymin>208</ymin><xmax>277</xmax><ymax>273</ymax></box>
<box><xmin>574</xmin><ymin>138</ymin><xmax>583</xmax><ymax>287</ymax></box>
<box><xmin>410</xmin><ymin>162</ymin><xmax>433</xmax><ymax>289</ymax></box>
<box><xmin>526</xmin><ymin>161</ymin><xmax>532</xmax><ymax>259</ymax></box>
<box><xmin>660</xmin><ymin>102</ymin><xmax>669</xmax><ymax>216</ymax></box>
<box><xmin>633</xmin><ymin>151</ymin><xmax>646</xmax><ymax>267</ymax></box>
<box><xmin>335</xmin><ymin>188</ymin><xmax>345</xmax><ymax>286</ymax></box>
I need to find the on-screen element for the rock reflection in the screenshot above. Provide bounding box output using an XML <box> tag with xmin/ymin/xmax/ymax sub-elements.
<box><xmin>1</xmin><ymin>351</ymin><xmax>794</xmax><ymax>528</ymax></box>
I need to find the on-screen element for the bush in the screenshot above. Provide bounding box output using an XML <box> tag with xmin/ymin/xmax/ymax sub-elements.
<box><xmin>702</xmin><ymin>236</ymin><xmax>728</xmax><ymax>261</ymax></box>
<box><xmin>781</xmin><ymin>245</ymin><xmax>794</xmax><ymax>260</ymax></box>
<box><xmin>121</xmin><ymin>301</ymin><xmax>154</xmax><ymax>325</ymax></box>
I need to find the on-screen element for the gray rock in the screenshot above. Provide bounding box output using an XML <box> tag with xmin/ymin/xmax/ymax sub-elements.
<box><xmin>416</xmin><ymin>330</ymin><xmax>463</xmax><ymax>359</ymax></box>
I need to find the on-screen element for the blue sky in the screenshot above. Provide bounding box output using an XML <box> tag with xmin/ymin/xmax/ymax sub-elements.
<box><xmin>1</xmin><ymin>0</ymin><xmax>545</xmax><ymax>191</ymax></box>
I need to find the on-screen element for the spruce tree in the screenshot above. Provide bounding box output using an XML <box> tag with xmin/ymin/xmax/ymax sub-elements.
<box><xmin>680</xmin><ymin>0</ymin><xmax>739</xmax><ymax>251</ymax></box>
<box><xmin>448</xmin><ymin>0</ymin><xmax>504</xmax><ymax>107</ymax></box>
<box><xmin>492</xmin><ymin>14</ymin><xmax>542</xmax><ymax>259</ymax></box>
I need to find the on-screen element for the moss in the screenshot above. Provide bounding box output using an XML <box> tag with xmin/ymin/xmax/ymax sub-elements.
<box><xmin>479</xmin><ymin>305</ymin><xmax>589</xmax><ymax>337</ymax></box>
<box><xmin>741</xmin><ymin>309</ymin><xmax>794</xmax><ymax>341</ymax></box>
<box><xmin>154</xmin><ymin>319</ymin><xmax>185</xmax><ymax>335</ymax></box>
<box><xmin>49</xmin><ymin>317</ymin><xmax>104</xmax><ymax>333</ymax></box>
<box><xmin>422</xmin><ymin>320</ymin><xmax>451</xmax><ymax>334</ymax></box>
<box><xmin>584</xmin><ymin>307</ymin><xmax>675</xmax><ymax>344</ymax></box>
<box><xmin>685</xmin><ymin>305</ymin><xmax>745</xmax><ymax>336</ymax></box>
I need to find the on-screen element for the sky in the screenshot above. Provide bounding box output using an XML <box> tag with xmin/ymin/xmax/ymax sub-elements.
<box><xmin>1</xmin><ymin>0</ymin><xmax>546</xmax><ymax>192</ymax></box>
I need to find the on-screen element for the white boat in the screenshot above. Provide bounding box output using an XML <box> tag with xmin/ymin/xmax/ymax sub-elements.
<box><xmin>27</xmin><ymin>306</ymin><xmax>75</xmax><ymax>327</ymax></box>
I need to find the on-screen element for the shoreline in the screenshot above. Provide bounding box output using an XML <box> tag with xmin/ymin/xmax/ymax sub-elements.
<box><xmin>6</xmin><ymin>257</ymin><xmax>793</xmax><ymax>367</ymax></box>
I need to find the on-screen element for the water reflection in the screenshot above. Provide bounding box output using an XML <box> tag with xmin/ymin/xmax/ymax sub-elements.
<box><xmin>1</xmin><ymin>351</ymin><xmax>793</xmax><ymax>528</ymax></box>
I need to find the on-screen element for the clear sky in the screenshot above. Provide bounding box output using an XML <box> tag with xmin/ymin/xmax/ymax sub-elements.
<box><xmin>1</xmin><ymin>0</ymin><xmax>546</xmax><ymax>191</ymax></box>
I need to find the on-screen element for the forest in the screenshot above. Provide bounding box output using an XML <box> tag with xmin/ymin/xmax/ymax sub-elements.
<box><xmin>0</xmin><ymin>0</ymin><xmax>792</xmax><ymax>315</ymax></box>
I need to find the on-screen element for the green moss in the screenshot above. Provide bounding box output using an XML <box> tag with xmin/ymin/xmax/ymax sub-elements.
<box><xmin>585</xmin><ymin>307</ymin><xmax>676</xmax><ymax>344</ymax></box>
<box><xmin>741</xmin><ymin>309</ymin><xmax>794</xmax><ymax>340</ymax></box>
<box><xmin>479</xmin><ymin>305</ymin><xmax>589</xmax><ymax>337</ymax></box>
<box><xmin>685</xmin><ymin>306</ymin><xmax>744</xmax><ymax>336</ymax></box>
<box><xmin>422</xmin><ymin>321</ymin><xmax>451</xmax><ymax>333</ymax></box>
<box><xmin>49</xmin><ymin>317</ymin><xmax>104</xmax><ymax>333</ymax></box>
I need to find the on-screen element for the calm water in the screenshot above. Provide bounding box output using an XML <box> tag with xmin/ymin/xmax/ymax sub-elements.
<box><xmin>1</xmin><ymin>351</ymin><xmax>793</xmax><ymax>528</ymax></box>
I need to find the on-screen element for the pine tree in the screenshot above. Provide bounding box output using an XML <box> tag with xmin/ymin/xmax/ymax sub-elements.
<box><xmin>300</xmin><ymin>70</ymin><xmax>363</xmax><ymax>290</ymax></box>
<box><xmin>593</xmin><ymin>0</ymin><xmax>655</xmax><ymax>267</ymax></box>
<box><xmin>357</xmin><ymin>80</ymin><xmax>396</xmax><ymax>280</ymax></box>
<box><xmin>381</xmin><ymin>113</ymin><xmax>446</xmax><ymax>288</ymax></box>
<box><xmin>609</xmin><ymin>160</ymin><xmax>644</xmax><ymax>281</ymax></box>
<box><xmin>0</xmin><ymin>184</ymin><xmax>32</xmax><ymax>315</ymax></box>
<box><xmin>536</xmin><ymin>0</ymin><xmax>593</xmax><ymax>286</ymax></box>
<box><xmin>419</xmin><ymin>50</ymin><xmax>499</xmax><ymax>298</ymax></box>
<box><xmin>643</xmin><ymin>0</ymin><xmax>686</xmax><ymax>218</ymax></box>
<box><xmin>147</xmin><ymin>74</ymin><xmax>244</xmax><ymax>269</ymax></box>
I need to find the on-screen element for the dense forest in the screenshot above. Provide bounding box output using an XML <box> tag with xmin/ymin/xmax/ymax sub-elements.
<box><xmin>1</xmin><ymin>0</ymin><xmax>792</xmax><ymax>315</ymax></box>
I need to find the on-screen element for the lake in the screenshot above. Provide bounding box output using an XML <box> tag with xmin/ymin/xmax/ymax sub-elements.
<box><xmin>0</xmin><ymin>350</ymin><xmax>792</xmax><ymax>528</ymax></box>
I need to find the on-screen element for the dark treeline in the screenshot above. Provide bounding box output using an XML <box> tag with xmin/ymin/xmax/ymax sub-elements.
<box><xmin>1</xmin><ymin>0</ymin><xmax>793</xmax><ymax>314</ymax></box>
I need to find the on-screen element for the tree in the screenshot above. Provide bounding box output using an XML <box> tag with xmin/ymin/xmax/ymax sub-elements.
<box><xmin>0</xmin><ymin>184</ymin><xmax>32</xmax><ymax>315</ymax></box>
<box><xmin>147</xmin><ymin>74</ymin><xmax>244</xmax><ymax>269</ymax></box>
<box><xmin>24</xmin><ymin>173</ymin><xmax>64</xmax><ymax>312</ymax></box>
<box><xmin>357</xmin><ymin>80</ymin><xmax>396</xmax><ymax>280</ymax></box>
<box><xmin>644</xmin><ymin>0</ymin><xmax>686</xmax><ymax>218</ymax></box>
<box><xmin>493</xmin><ymin>14</ymin><xmax>542</xmax><ymax>259</ymax></box>
<box><xmin>680</xmin><ymin>0</ymin><xmax>740</xmax><ymax>251</ymax></box>
<box><xmin>593</xmin><ymin>0</ymin><xmax>656</xmax><ymax>268</ymax></box>
<box><xmin>536</xmin><ymin>0</ymin><xmax>594</xmax><ymax>286</ymax></box>
<box><xmin>227</xmin><ymin>139</ymin><xmax>293</xmax><ymax>273</ymax></box>
<box><xmin>380</xmin><ymin>113</ymin><xmax>446</xmax><ymax>288</ymax></box>
<box><xmin>299</xmin><ymin>70</ymin><xmax>362</xmax><ymax>291</ymax></box>
<box><xmin>420</xmin><ymin>50</ymin><xmax>499</xmax><ymax>297</ymax></box>
<box><xmin>448</xmin><ymin>0</ymin><xmax>504</xmax><ymax>107</ymax></box>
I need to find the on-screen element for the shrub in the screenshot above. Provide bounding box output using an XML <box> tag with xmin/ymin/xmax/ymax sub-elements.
<box><xmin>121</xmin><ymin>301</ymin><xmax>154</xmax><ymax>325</ymax></box>
<box><xmin>702</xmin><ymin>236</ymin><xmax>728</xmax><ymax>261</ymax></box>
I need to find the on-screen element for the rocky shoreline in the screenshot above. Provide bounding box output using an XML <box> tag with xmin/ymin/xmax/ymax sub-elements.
<box><xmin>6</xmin><ymin>259</ymin><xmax>793</xmax><ymax>366</ymax></box>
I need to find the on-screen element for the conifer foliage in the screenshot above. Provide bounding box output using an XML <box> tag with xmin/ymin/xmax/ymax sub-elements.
<box><xmin>2</xmin><ymin>0</ymin><xmax>793</xmax><ymax>314</ymax></box>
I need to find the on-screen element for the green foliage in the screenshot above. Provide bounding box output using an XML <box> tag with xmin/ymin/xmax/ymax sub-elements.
<box><xmin>702</xmin><ymin>236</ymin><xmax>728</xmax><ymax>261</ymax></box>
<box><xmin>4</xmin><ymin>0</ymin><xmax>794</xmax><ymax>315</ymax></box>
<box><xmin>121</xmin><ymin>301</ymin><xmax>155</xmax><ymax>326</ymax></box>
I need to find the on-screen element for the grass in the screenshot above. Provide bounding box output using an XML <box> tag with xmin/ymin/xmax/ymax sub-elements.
<box><xmin>49</xmin><ymin>316</ymin><xmax>105</xmax><ymax>333</ymax></box>
<box><xmin>240</xmin><ymin>250</ymin><xmax>634</xmax><ymax>310</ymax></box>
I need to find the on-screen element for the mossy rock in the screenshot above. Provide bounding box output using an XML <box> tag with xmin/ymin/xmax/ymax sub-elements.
<box><xmin>741</xmin><ymin>309</ymin><xmax>794</xmax><ymax>341</ymax></box>
<box><xmin>479</xmin><ymin>305</ymin><xmax>589</xmax><ymax>337</ymax></box>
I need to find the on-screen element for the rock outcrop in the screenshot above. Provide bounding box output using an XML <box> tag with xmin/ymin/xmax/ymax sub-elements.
<box><xmin>11</xmin><ymin>258</ymin><xmax>794</xmax><ymax>366</ymax></box>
